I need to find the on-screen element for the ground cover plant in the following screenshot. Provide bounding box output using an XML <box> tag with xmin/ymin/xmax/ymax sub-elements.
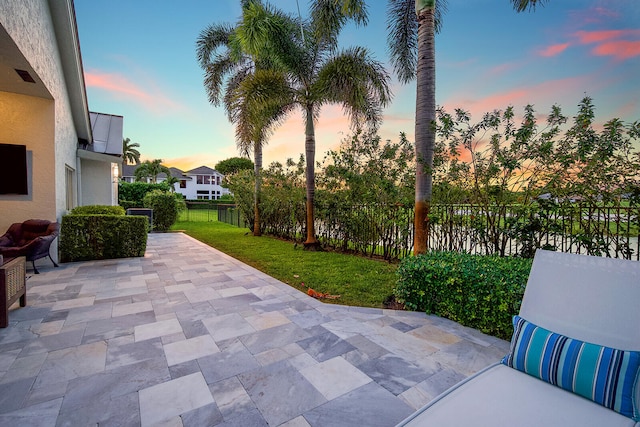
<box><xmin>171</xmin><ymin>221</ymin><xmax>397</xmax><ymax>308</ymax></box>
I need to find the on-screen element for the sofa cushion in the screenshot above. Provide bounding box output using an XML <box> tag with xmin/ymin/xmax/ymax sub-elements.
<box><xmin>396</xmin><ymin>364</ymin><xmax>638</xmax><ymax>427</ymax></box>
<box><xmin>0</xmin><ymin>235</ymin><xmax>13</xmax><ymax>247</ymax></box>
<box><xmin>503</xmin><ymin>315</ymin><xmax>640</xmax><ymax>421</ymax></box>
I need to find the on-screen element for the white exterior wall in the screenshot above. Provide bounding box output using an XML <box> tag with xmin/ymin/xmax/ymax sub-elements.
<box><xmin>0</xmin><ymin>0</ymin><xmax>91</xmax><ymax>262</ymax></box>
<box><xmin>79</xmin><ymin>158</ymin><xmax>117</xmax><ymax>206</ymax></box>
<box><xmin>174</xmin><ymin>173</ymin><xmax>230</xmax><ymax>200</ymax></box>
<box><xmin>0</xmin><ymin>0</ymin><xmax>78</xmax><ymax>230</ymax></box>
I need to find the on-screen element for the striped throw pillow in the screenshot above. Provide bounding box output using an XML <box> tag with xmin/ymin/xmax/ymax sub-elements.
<box><xmin>502</xmin><ymin>315</ymin><xmax>640</xmax><ymax>421</ymax></box>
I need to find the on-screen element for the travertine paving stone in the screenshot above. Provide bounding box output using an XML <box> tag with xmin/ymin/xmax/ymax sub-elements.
<box><xmin>0</xmin><ymin>232</ymin><xmax>509</xmax><ymax>426</ymax></box>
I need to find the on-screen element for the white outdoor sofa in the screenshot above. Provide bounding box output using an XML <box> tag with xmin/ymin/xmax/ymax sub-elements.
<box><xmin>397</xmin><ymin>249</ymin><xmax>640</xmax><ymax>427</ymax></box>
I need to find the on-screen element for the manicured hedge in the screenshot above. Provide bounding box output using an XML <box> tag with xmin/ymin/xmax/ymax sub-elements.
<box><xmin>70</xmin><ymin>205</ymin><xmax>125</xmax><ymax>216</ymax></box>
<box><xmin>118</xmin><ymin>181</ymin><xmax>171</xmax><ymax>208</ymax></box>
<box><xmin>143</xmin><ymin>190</ymin><xmax>185</xmax><ymax>232</ymax></box>
<box><xmin>394</xmin><ymin>252</ymin><xmax>533</xmax><ymax>339</ymax></box>
<box><xmin>60</xmin><ymin>215</ymin><xmax>148</xmax><ymax>262</ymax></box>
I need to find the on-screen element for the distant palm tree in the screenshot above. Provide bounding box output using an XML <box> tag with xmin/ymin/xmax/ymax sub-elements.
<box><xmin>134</xmin><ymin>159</ymin><xmax>171</xmax><ymax>184</ymax></box>
<box><xmin>235</xmin><ymin>0</ymin><xmax>391</xmax><ymax>249</ymax></box>
<box><xmin>122</xmin><ymin>138</ymin><xmax>141</xmax><ymax>165</ymax></box>
<box><xmin>164</xmin><ymin>175</ymin><xmax>180</xmax><ymax>192</ymax></box>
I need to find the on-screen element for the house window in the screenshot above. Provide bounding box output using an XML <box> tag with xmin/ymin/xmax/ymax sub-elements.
<box><xmin>180</xmin><ymin>180</ymin><xmax>187</xmax><ymax>188</ymax></box>
<box><xmin>65</xmin><ymin>165</ymin><xmax>75</xmax><ymax>210</ymax></box>
<box><xmin>216</xmin><ymin>176</ymin><xmax>221</xmax><ymax>185</ymax></box>
<box><xmin>196</xmin><ymin>175</ymin><xmax>211</xmax><ymax>185</ymax></box>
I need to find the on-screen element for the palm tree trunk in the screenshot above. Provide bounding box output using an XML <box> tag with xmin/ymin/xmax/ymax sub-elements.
<box><xmin>414</xmin><ymin>1</ymin><xmax>436</xmax><ymax>255</ymax></box>
<box><xmin>253</xmin><ymin>142</ymin><xmax>262</xmax><ymax>237</ymax></box>
<box><xmin>303</xmin><ymin>104</ymin><xmax>319</xmax><ymax>249</ymax></box>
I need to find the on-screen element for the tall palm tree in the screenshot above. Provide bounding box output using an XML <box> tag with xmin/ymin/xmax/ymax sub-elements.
<box><xmin>197</xmin><ymin>5</ymin><xmax>287</xmax><ymax>237</ymax></box>
<box><xmin>122</xmin><ymin>137</ymin><xmax>141</xmax><ymax>165</ymax></box>
<box><xmin>387</xmin><ymin>0</ymin><xmax>446</xmax><ymax>255</ymax></box>
<box><xmin>134</xmin><ymin>159</ymin><xmax>171</xmax><ymax>184</ymax></box>
<box><xmin>236</xmin><ymin>0</ymin><xmax>391</xmax><ymax>249</ymax></box>
<box><xmin>386</xmin><ymin>0</ymin><xmax>546</xmax><ymax>254</ymax></box>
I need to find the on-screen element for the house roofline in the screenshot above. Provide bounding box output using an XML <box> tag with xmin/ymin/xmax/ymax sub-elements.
<box><xmin>48</xmin><ymin>0</ymin><xmax>92</xmax><ymax>143</ymax></box>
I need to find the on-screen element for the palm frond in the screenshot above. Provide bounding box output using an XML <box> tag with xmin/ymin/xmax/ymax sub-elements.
<box><xmin>386</xmin><ymin>0</ymin><xmax>417</xmax><ymax>83</ymax></box>
<box><xmin>227</xmin><ymin>69</ymin><xmax>295</xmax><ymax>152</ymax></box>
<box><xmin>510</xmin><ymin>0</ymin><xmax>549</xmax><ymax>13</ymax></box>
<box><xmin>196</xmin><ymin>23</ymin><xmax>234</xmax><ymax>67</ymax></box>
<box><xmin>314</xmin><ymin>46</ymin><xmax>391</xmax><ymax>129</ymax></box>
<box><xmin>310</xmin><ymin>0</ymin><xmax>368</xmax><ymax>48</ymax></box>
<box><xmin>386</xmin><ymin>0</ymin><xmax>447</xmax><ymax>84</ymax></box>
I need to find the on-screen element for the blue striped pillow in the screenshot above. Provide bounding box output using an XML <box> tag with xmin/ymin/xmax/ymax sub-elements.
<box><xmin>502</xmin><ymin>315</ymin><xmax>640</xmax><ymax>421</ymax></box>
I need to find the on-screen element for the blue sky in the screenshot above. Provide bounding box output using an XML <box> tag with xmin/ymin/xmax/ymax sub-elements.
<box><xmin>74</xmin><ymin>0</ymin><xmax>640</xmax><ymax>171</ymax></box>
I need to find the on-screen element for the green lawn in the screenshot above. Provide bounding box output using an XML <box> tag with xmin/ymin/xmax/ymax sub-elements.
<box><xmin>170</xmin><ymin>221</ymin><xmax>398</xmax><ymax>308</ymax></box>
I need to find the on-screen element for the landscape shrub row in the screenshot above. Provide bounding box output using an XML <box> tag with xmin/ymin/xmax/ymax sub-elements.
<box><xmin>394</xmin><ymin>251</ymin><xmax>532</xmax><ymax>339</ymax></box>
<box><xmin>70</xmin><ymin>205</ymin><xmax>125</xmax><ymax>216</ymax></box>
<box><xmin>60</xmin><ymin>215</ymin><xmax>148</xmax><ymax>262</ymax></box>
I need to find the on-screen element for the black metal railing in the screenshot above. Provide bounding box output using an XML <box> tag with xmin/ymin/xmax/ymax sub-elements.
<box><xmin>178</xmin><ymin>201</ymin><xmax>640</xmax><ymax>261</ymax></box>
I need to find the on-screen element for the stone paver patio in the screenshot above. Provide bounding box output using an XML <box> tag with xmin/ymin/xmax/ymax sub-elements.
<box><xmin>0</xmin><ymin>232</ymin><xmax>509</xmax><ymax>426</ymax></box>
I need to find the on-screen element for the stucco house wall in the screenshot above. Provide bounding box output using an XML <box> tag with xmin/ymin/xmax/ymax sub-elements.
<box><xmin>0</xmin><ymin>0</ymin><xmax>83</xmax><ymax>225</ymax></box>
<box><xmin>0</xmin><ymin>0</ymin><xmax>122</xmax><ymax>265</ymax></box>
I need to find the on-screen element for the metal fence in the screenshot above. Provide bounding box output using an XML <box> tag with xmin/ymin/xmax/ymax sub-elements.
<box><xmin>176</xmin><ymin>202</ymin><xmax>218</xmax><ymax>222</ymax></box>
<box><xmin>177</xmin><ymin>201</ymin><xmax>640</xmax><ymax>261</ymax></box>
<box><xmin>217</xmin><ymin>204</ymin><xmax>249</xmax><ymax>228</ymax></box>
<box><xmin>427</xmin><ymin>203</ymin><xmax>640</xmax><ymax>260</ymax></box>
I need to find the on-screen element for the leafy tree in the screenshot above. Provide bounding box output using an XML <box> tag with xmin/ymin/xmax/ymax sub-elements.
<box><xmin>435</xmin><ymin>96</ymin><xmax>640</xmax><ymax>257</ymax></box>
<box><xmin>215</xmin><ymin>157</ymin><xmax>254</xmax><ymax>175</ymax></box>
<box><xmin>233</xmin><ymin>0</ymin><xmax>391</xmax><ymax>249</ymax></box>
<box><xmin>319</xmin><ymin>130</ymin><xmax>414</xmax><ymax>206</ymax></box>
<box><xmin>118</xmin><ymin>181</ymin><xmax>172</xmax><ymax>209</ymax></box>
<box><xmin>134</xmin><ymin>159</ymin><xmax>172</xmax><ymax>184</ymax></box>
<box><xmin>122</xmin><ymin>138</ymin><xmax>141</xmax><ymax>165</ymax></box>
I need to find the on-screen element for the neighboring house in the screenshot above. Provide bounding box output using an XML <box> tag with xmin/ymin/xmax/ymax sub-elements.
<box><xmin>0</xmin><ymin>0</ymin><xmax>123</xmax><ymax>261</ymax></box>
<box><xmin>176</xmin><ymin>166</ymin><xmax>230</xmax><ymax>200</ymax></box>
<box><xmin>121</xmin><ymin>164</ymin><xmax>231</xmax><ymax>200</ymax></box>
<box><xmin>120</xmin><ymin>164</ymin><xmax>137</xmax><ymax>183</ymax></box>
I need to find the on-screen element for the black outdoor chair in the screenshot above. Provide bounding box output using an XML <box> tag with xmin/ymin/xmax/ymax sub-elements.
<box><xmin>0</xmin><ymin>219</ymin><xmax>59</xmax><ymax>274</ymax></box>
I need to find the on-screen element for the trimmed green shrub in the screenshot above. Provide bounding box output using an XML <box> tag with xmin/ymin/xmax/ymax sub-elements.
<box><xmin>60</xmin><ymin>215</ymin><xmax>148</xmax><ymax>262</ymax></box>
<box><xmin>394</xmin><ymin>252</ymin><xmax>532</xmax><ymax>339</ymax></box>
<box><xmin>70</xmin><ymin>205</ymin><xmax>125</xmax><ymax>216</ymax></box>
<box><xmin>143</xmin><ymin>190</ymin><xmax>185</xmax><ymax>232</ymax></box>
<box><xmin>118</xmin><ymin>181</ymin><xmax>171</xmax><ymax>208</ymax></box>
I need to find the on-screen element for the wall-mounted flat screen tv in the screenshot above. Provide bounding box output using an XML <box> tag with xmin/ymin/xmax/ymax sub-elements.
<box><xmin>0</xmin><ymin>143</ymin><xmax>29</xmax><ymax>195</ymax></box>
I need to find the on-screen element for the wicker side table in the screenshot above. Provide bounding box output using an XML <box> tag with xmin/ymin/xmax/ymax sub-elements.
<box><xmin>1</xmin><ymin>256</ymin><xmax>26</xmax><ymax>327</ymax></box>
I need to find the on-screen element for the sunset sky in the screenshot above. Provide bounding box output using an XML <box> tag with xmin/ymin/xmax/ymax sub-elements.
<box><xmin>74</xmin><ymin>0</ymin><xmax>640</xmax><ymax>171</ymax></box>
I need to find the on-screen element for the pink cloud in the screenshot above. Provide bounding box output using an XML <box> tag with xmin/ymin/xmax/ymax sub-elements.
<box><xmin>443</xmin><ymin>75</ymin><xmax>593</xmax><ymax>119</ymax></box>
<box><xmin>486</xmin><ymin>61</ymin><xmax>522</xmax><ymax>76</ymax></box>
<box><xmin>592</xmin><ymin>40</ymin><xmax>640</xmax><ymax>60</ymax></box>
<box><xmin>574</xmin><ymin>29</ymin><xmax>640</xmax><ymax>44</ymax></box>
<box><xmin>538</xmin><ymin>43</ymin><xmax>570</xmax><ymax>57</ymax></box>
<box><xmin>569</xmin><ymin>7</ymin><xmax>620</xmax><ymax>27</ymax></box>
<box><xmin>84</xmin><ymin>71</ymin><xmax>184</xmax><ymax>114</ymax></box>
<box><xmin>612</xmin><ymin>99</ymin><xmax>639</xmax><ymax>119</ymax></box>
<box><xmin>571</xmin><ymin>29</ymin><xmax>640</xmax><ymax>60</ymax></box>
